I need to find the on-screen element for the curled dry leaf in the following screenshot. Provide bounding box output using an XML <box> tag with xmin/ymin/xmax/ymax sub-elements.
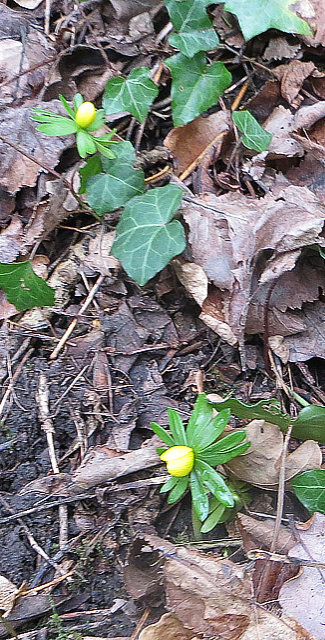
<box><xmin>225</xmin><ymin>420</ymin><xmax>322</xmax><ymax>489</ymax></box>
<box><xmin>0</xmin><ymin>575</ymin><xmax>20</xmax><ymax>616</ymax></box>
<box><xmin>273</xmin><ymin>60</ymin><xmax>318</xmax><ymax>107</ymax></box>
<box><xmin>279</xmin><ymin>513</ymin><xmax>325</xmax><ymax>639</ymax></box>
<box><xmin>139</xmin><ymin>613</ymin><xmax>195</xmax><ymax>640</ymax></box>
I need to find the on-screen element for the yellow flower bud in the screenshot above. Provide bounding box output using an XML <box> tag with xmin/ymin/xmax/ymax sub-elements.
<box><xmin>160</xmin><ymin>446</ymin><xmax>194</xmax><ymax>477</ymax></box>
<box><xmin>75</xmin><ymin>101</ymin><xmax>96</xmax><ymax>128</ymax></box>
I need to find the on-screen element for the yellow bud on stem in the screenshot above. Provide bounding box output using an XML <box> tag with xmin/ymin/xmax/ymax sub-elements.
<box><xmin>160</xmin><ymin>446</ymin><xmax>194</xmax><ymax>477</ymax></box>
<box><xmin>75</xmin><ymin>101</ymin><xmax>96</xmax><ymax>128</ymax></box>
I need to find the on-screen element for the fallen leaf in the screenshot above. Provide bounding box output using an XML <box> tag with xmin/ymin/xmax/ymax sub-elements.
<box><xmin>273</xmin><ymin>60</ymin><xmax>318</xmax><ymax>107</ymax></box>
<box><xmin>225</xmin><ymin>420</ymin><xmax>322</xmax><ymax>489</ymax></box>
<box><xmin>139</xmin><ymin>613</ymin><xmax>195</xmax><ymax>640</ymax></box>
<box><xmin>262</xmin><ymin>37</ymin><xmax>302</xmax><ymax>62</ymax></box>
<box><xmin>0</xmin><ymin>576</ymin><xmax>20</xmax><ymax>615</ymax></box>
<box><xmin>181</xmin><ymin>185</ymin><xmax>325</xmax><ymax>346</ymax></box>
<box><xmin>279</xmin><ymin>513</ymin><xmax>325</xmax><ymax>639</ymax></box>
<box><xmin>297</xmin><ymin>0</ymin><xmax>325</xmax><ymax>47</ymax></box>
<box><xmin>164</xmin><ymin>111</ymin><xmax>231</xmax><ymax>176</ymax></box>
<box><xmin>283</xmin><ymin>301</ymin><xmax>325</xmax><ymax>362</ymax></box>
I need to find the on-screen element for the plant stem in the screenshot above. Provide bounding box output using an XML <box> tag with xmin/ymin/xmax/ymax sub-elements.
<box><xmin>191</xmin><ymin>502</ymin><xmax>202</xmax><ymax>541</ymax></box>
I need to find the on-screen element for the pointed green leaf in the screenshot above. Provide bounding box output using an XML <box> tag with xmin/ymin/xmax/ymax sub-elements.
<box><xmin>232</xmin><ymin>111</ymin><xmax>272</xmax><ymax>152</ymax></box>
<box><xmin>76</xmin><ymin>130</ymin><xmax>97</xmax><ymax>157</ymax></box>
<box><xmin>85</xmin><ymin>141</ymin><xmax>145</xmax><ymax>214</ymax></box>
<box><xmin>200</xmin><ymin>502</ymin><xmax>226</xmax><ymax>533</ymax></box>
<box><xmin>168</xmin><ymin>475</ymin><xmax>189</xmax><ymax>503</ymax></box>
<box><xmin>292</xmin><ymin>470</ymin><xmax>325</xmax><ymax>514</ymax></box>
<box><xmin>111</xmin><ymin>184</ymin><xmax>186</xmax><ymax>286</ymax></box>
<box><xmin>151</xmin><ymin>421</ymin><xmax>175</xmax><ymax>446</ymax></box>
<box><xmin>73</xmin><ymin>93</ymin><xmax>84</xmax><ymax>111</ymax></box>
<box><xmin>86</xmin><ymin>109</ymin><xmax>106</xmax><ymax>131</ymax></box>
<box><xmin>195</xmin><ymin>409</ymin><xmax>231</xmax><ymax>451</ymax></box>
<box><xmin>166</xmin><ymin>52</ymin><xmax>231</xmax><ymax>126</ymax></box>
<box><xmin>168</xmin><ymin>409</ymin><xmax>187</xmax><ymax>445</ymax></box>
<box><xmin>190</xmin><ymin>469</ymin><xmax>209</xmax><ymax>520</ymax></box>
<box><xmin>0</xmin><ymin>261</ymin><xmax>55</xmax><ymax>310</ymax></box>
<box><xmin>103</xmin><ymin>67</ymin><xmax>159</xmax><ymax>122</ymax></box>
<box><xmin>197</xmin><ymin>433</ymin><xmax>250</xmax><ymax>466</ymax></box>
<box><xmin>186</xmin><ymin>393</ymin><xmax>214</xmax><ymax>447</ymax></box>
<box><xmin>292</xmin><ymin>405</ymin><xmax>325</xmax><ymax>444</ymax></box>
<box><xmin>208</xmin><ymin>396</ymin><xmax>290</xmax><ymax>430</ymax></box>
<box><xmin>160</xmin><ymin>476</ymin><xmax>179</xmax><ymax>493</ymax></box>
<box><xmin>221</xmin><ymin>0</ymin><xmax>312</xmax><ymax>41</ymax></box>
<box><xmin>35</xmin><ymin>119</ymin><xmax>78</xmax><ymax>136</ymax></box>
<box><xmin>59</xmin><ymin>94</ymin><xmax>76</xmax><ymax>118</ymax></box>
<box><xmin>169</xmin><ymin>30</ymin><xmax>219</xmax><ymax>56</ymax></box>
<box><xmin>195</xmin><ymin>459</ymin><xmax>234</xmax><ymax>507</ymax></box>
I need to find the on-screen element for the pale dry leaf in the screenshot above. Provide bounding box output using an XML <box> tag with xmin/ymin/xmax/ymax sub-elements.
<box><xmin>82</xmin><ymin>231</ymin><xmax>120</xmax><ymax>277</ymax></box>
<box><xmin>225</xmin><ymin>420</ymin><xmax>321</xmax><ymax>489</ymax></box>
<box><xmin>0</xmin><ymin>575</ymin><xmax>19</xmax><ymax>615</ymax></box>
<box><xmin>294</xmin><ymin>101</ymin><xmax>325</xmax><ymax>130</ymax></box>
<box><xmin>164</xmin><ymin>111</ymin><xmax>231</xmax><ymax>177</ymax></box>
<box><xmin>139</xmin><ymin>613</ymin><xmax>194</xmax><ymax>640</ymax></box>
<box><xmin>273</xmin><ymin>60</ymin><xmax>316</xmax><ymax>106</ymax></box>
<box><xmin>279</xmin><ymin>513</ymin><xmax>325</xmax><ymax>639</ymax></box>
<box><xmin>296</xmin><ymin>0</ymin><xmax>325</xmax><ymax>47</ymax></box>
<box><xmin>262</xmin><ymin>37</ymin><xmax>302</xmax><ymax>62</ymax></box>
<box><xmin>263</xmin><ymin>106</ymin><xmax>304</xmax><ymax>157</ymax></box>
<box><xmin>12</xmin><ymin>0</ymin><xmax>43</xmax><ymax>8</ymax></box>
<box><xmin>237</xmin><ymin>513</ymin><xmax>296</xmax><ymax>554</ymax></box>
<box><xmin>283</xmin><ymin>301</ymin><xmax>325</xmax><ymax>362</ymax></box>
<box><xmin>0</xmin><ymin>216</ymin><xmax>24</xmax><ymax>262</ymax></box>
<box><xmin>172</xmin><ymin>260</ymin><xmax>208</xmax><ymax>307</ymax></box>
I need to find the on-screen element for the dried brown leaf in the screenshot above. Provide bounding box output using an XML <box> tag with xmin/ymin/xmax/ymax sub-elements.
<box><xmin>225</xmin><ymin>420</ymin><xmax>322</xmax><ymax>489</ymax></box>
<box><xmin>273</xmin><ymin>60</ymin><xmax>317</xmax><ymax>106</ymax></box>
<box><xmin>279</xmin><ymin>513</ymin><xmax>325</xmax><ymax>639</ymax></box>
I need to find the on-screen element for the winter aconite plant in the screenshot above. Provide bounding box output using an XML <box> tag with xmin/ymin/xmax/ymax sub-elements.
<box><xmin>151</xmin><ymin>394</ymin><xmax>250</xmax><ymax>526</ymax></box>
<box><xmin>31</xmin><ymin>94</ymin><xmax>117</xmax><ymax>159</ymax></box>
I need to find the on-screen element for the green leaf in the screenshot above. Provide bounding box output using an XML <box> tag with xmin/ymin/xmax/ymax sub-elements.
<box><xmin>208</xmin><ymin>396</ymin><xmax>291</xmax><ymax>430</ymax></box>
<box><xmin>76</xmin><ymin>130</ymin><xmax>97</xmax><ymax>157</ymax></box>
<box><xmin>200</xmin><ymin>502</ymin><xmax>226</xmax><ymax>533</ymax></box>
<box><xmin>103</xmin><ymin>67</ymin><xmax>159</xmax><ymax>122</ymax></box>
<box><xmin>34</xmin><ymin>118</ymin><xmax>78</xmax><ymax>136</ymax></box>
<box><xmin>220</xmin><ymin>0</ymin><xmax>312</xmax><ymax>41</ymax></box>
<box><xmin>166</xmin><ymin>52</ymin><xmax>231</xmax><ymax>126</ymax></box>
<box><xmin>94</xmin><ymin>141</ymin><xmax>116</xmax><ymax>159</ymax></box>
<box><xmin>292</xmin><ymin>470</ymin><xmax>325</xmax><ymax>514</ymax></box>
<box><xmin>86</xmin><ymin>109</ymin><xmax>106</xmax><ymax>131</ymax></box>
<box><xmin>85</xmin><ymin>141</ymin><xmax>145</xmax><ymax>215</ymax></box>
<box><xmin>168</xmin><ymin>475</ymin><xmax>189</xmax><ymax>503</ymax></box>
<box><xmin>59</xmin><ymin>94</ymin><xmax>76</xmax><ymax>119</ymax></box>
<box><xmin>79</xmin><ymin>155</ymin><xmax>102</xmax><ymax>194</ymax></box>
<box><xmin>195</xmin><ymin>409</ymin><xmax>231</xmax><ymax>451</ymax></box>
<box><xmin>186</xmin><ymin>393</ymin><xmax>214</xmax><ymax>447</ymax></box>
<box><xmin>232</xmin><ymin>111</ymin><xmax>272</xmax><ymax>152</ymax></box>
<box><xmin>160</xmin><ymin>476</ymin><xmax>178</xmax><ymax>493</ymax></box>
<box><xmin>197</xmin><ymin>432</ymin><xmax>249</xmax><ymax>465</ymax></box>
<box><xmin>73</xmin><ymin>93</ymin><xmax>84</xmax><ymax>111</ymax></box>
<box><xmin>165</xmin><ymin>0</ymin><xmax>214</xmax><ymax>31</ymax></box>
<box><xmin>151</xmin><ymin>421</ymin><xmax>175</xmax><ymax>446</ymax></box>
<box><xmin>165</xmin><ymin>0</ymin><xmax>219</xmax><ymax>56</ymax></box>
<box><xmin>169</xmin><ymin>30</ymin><xmax>219</xmax><ymax>56</ymax></box>
<box><xmin>292</xmin><ymin>405</ymin><xmax>325</xmax><ymax>444</ymax></box>
<box><xmin>168</xmin><ymin>409</ymin><xmax>187</xmax><ymax>446</ymax></box>
<box><xmin>0</xmin><ymin>261</ymin><xmax>55</xmax><ymax>311</ymax></box>
<box><xmin>111</xmin><ymin>184</ymin><xmax>186</xmax><ymax>286</ymax></box>
<box><xmin>194</xmin><ymin>459</ymin><xmax>234</xmax><ymax>507</ymax></box>
<box><xmin>190</xmin><ymin>469</ymin><xmax>209</xmax><ymax>520</ymax></box>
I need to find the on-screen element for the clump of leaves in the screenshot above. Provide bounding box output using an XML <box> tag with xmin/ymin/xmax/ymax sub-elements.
<box><xmin>31</xmin><ymin>93</ymin><xmax>116</xmax><ymax>159</ymax></box>
<box><xmin>151</xmin><ymin>393</ymin><xmax>250</xmax><ymax>524</ymax></box>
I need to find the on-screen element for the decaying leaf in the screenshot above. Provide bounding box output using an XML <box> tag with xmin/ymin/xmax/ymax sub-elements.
<box><xmin>225</xmin><ymin>420</ymin><xmax>322</xmax><ymax>489</ymax></box>
<box><xmin>0</xmin><ymin>576</ymin><xmax>20</xmax><ymax>616</ymax></box>
<box><xmin>279</xmin><ymin>513</ymin><xmax>325</xmax><ymax>639</ymax></box>
<box><xmin>139</xmin><ymin>613</ymin><xmax>195</xmax><ymax>640</ymax></box>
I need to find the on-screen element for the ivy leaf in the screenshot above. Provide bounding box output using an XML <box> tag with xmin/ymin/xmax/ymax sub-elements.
<box><xmin>292</xmin><ymin>470</ymin><xmax>325</xmax><ymax>514</ymax></box>
<box><xmin>169</xmin><ymin>30</ymin><xmax>219</xmax><ymax>57</ymax></box>
<box><xmin>208</xmin><ymin>396</ymin><xmax>291</xmax><ymax>430</ymax></box>
<box><xmin>111</xmin><ymin>184</ymin><xmax>186</xmax><ymax>286</ymax></box>
<box><xmin>232</xmin><ymin>111</ymin><xmax>272</xmax><ymax>152</ymax></box>
<box><xmin>85</xmin><ymin>141</ymin><xmax>145</xmax><ymax>215</ymax></box>
<box><xmin>292</xmin><ymin>405</ymin><xmax>325</xmax><ymax>444</ymax></box>
<box><xmin>220</xmin><ymin>0</ymin><xmax>312</xmax><ymax>41</ymax></box>
<box><xmin>103</xmin><ymin>67</ymin><xmax>159</xmax><ymax>122</ymax></box>
<box><xmin>165</xmin><ymin>0</ymin><xmax>219</xmax><ymax>56</ymax></box>
<box><xmin>79</xmin><ymin>155</ymin><xmax>102</xmax><ymax>194</ymax></box>
<box><xmin>166</xmin><ymin>52</ymin><xmax>231</xmax><ymax>126</ymax></box>
<box><xmin>0</xmin><ymin>261</ymin><xmax>55</xmax><ymax>311</ymax></box>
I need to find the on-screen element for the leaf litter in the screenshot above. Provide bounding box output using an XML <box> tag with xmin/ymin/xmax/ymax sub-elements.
<box><xmin>1</xmin><ymin>0</ymin><xmax>325</xmax><ymax>639</ymax></box>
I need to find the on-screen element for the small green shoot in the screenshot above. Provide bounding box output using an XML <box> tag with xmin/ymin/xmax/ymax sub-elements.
<box><xmin>152</xmin><ymin>393</ymin><xmax>250</xmax><ymax>525</ymax></box>
<box><xmin>31</xmin><ymin>93</ymin><xmax>116</xmax><ymax>159</ymax></box>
